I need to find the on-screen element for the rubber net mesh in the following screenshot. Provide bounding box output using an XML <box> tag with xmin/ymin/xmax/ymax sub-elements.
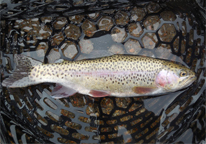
<box><xmin>0</xmin><ymin>0</ymin><xmax>205</xmax><ymax>143</ymax></box>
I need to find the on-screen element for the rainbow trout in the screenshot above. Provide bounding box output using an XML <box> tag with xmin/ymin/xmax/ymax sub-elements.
<box><xmin>2</xmin><ymin>54</ymin><xmax>196</xmax><ymax>98</ymax></box>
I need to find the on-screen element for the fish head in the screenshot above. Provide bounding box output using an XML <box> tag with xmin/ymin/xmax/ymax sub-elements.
<box><xmin>155</xmin><ymin>62</ymin><xmax>196</xmax><ymax>91</ymax></box>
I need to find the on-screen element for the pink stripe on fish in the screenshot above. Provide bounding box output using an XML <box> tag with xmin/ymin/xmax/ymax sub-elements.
<box><xmin>70</xmin><ymin>70</ymin><xmax>156</xmax><ymax>76</ymax></box>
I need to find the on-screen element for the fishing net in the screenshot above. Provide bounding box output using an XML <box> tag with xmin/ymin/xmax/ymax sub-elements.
<box><xmin>0</xmin><ymin>0</ymin><xmax>205</xmax><ymax>143</ymax></box>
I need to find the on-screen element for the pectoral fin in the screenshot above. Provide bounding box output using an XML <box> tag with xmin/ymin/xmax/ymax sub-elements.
<box><xmin>132</xmin><ymin>86</ymin><xmax>157</xmax><ymax>94</ymax></box>
<box><xmin>51</xmin><ymin>84</ymin><xmax>77</xmax><ymax>99</ymax></box>
<box><xmin>89</xmin><ymin>90</ymin><xmax>110</xmax><ymax>97</ymax></box>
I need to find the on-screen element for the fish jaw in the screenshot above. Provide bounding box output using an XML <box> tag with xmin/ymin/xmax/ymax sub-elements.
<box><xmin>178</xmin><ymin>75</ymin><xmax>196</xmax><ymax>89</ymax></box>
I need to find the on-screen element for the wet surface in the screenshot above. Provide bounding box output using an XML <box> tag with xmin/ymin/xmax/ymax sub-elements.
<box><xmin>0</xmin><ymin>0</ymin><xmax>206</xmax><ymax>144</ymax></box>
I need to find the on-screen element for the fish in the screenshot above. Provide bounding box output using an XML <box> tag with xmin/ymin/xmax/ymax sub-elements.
<box><xmin>2</xmin><ymin>54</ymin><xmax>196</xmax><ymax>98</ymax></box>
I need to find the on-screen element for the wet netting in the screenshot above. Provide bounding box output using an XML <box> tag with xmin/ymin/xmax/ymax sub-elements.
<box><xmin>0</xmin><ymin>0</ymin><xmax>206</xmax><ymax>143</ymax></box>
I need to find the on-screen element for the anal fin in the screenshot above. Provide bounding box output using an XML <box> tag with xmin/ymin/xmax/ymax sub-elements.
<box><xmin>89</xmin><ymin>90</ymin><xmax>110</xmax><ymax>97</ymax></box>
<box><xmin>51</xmin><ymin>84</ymin><xmax>77</xmax><ymax>99</ymax></box>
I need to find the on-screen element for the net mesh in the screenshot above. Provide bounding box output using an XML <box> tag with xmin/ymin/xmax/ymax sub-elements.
<box><xmin>0</xmin><ymin>0</ymin><xmax>205</xmax><ymax>143</ymax></box>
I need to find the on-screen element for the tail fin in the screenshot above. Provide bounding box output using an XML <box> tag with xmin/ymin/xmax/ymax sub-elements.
<box><xmin>2</xmin><ymin>54</ymin><xmax>42</xmax><ymax>88</ymax></box>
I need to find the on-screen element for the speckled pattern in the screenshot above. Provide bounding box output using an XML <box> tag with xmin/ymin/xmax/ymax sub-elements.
<box><xmin>3</xmin><ymin>54</ymin><xmax>196</xmax><ymax>97</ymax></box>
<box><xmin>38</xmin><ymin>55</ymin><xmax>163</xmax><ymax>95</ymax></box>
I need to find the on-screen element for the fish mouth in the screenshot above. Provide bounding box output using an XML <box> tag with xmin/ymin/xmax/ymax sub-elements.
<box><xmin>183</xmin><ymin>75</ymin><xmax>197</xmax><ymax>88</ymax></box>
<box><xmin>189</xmin><ymin>75</ymin><xmax>197</xmax><ymax>82</ymax></box>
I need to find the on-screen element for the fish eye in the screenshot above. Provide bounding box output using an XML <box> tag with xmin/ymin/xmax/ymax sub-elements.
<box><xmin>180</xmin><ymin>71</ymin><xmax>187</xmax><ymax>77</ymax></box>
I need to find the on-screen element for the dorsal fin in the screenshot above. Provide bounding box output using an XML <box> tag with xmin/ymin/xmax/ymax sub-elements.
<box><xmin>54</xmin><ymin>59</ymin><xmax>64</xmax><ymax>63</ymax></box>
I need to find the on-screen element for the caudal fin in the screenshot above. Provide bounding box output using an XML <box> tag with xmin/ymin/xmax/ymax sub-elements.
<box><xmin>2</xmin><ymin>54</ymin><xmax>42</xmax><ymax>88</ymax></box>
